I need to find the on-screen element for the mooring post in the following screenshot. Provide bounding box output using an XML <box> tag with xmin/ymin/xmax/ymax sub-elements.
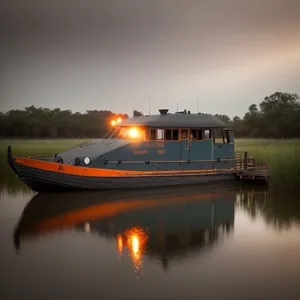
<box><xmin>244</xmin><ymin>152</ymin><xmax>248</xmax><ymax>170</ymax></box>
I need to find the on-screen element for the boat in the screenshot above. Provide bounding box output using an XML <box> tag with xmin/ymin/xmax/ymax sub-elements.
<box><xmin>14</xmin><ymin>186</ymin><xmax>239</xmax><ymax>269</ymax></box>
<box><xmin>8</xmin><ymin>109</ymin><xmax>237</xmax><ymax>192</ymax></box>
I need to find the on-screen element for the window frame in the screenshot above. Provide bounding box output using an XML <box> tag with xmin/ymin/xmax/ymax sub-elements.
<box><xmin>156</xmin><ymin>128</ymin><xmax>165</xmax><ymax>140</ymax></box>
<box><xmin>203</xmin><ymin>129</ymin><xmax>212</xmax><ymax>140</ymax></box>
<box><xmin>142</xmin><ymin>127</ymin><xmax>215</xmax><ymax>142</ymax></box>
<box><xmin>180</xmin><ymin>128</ymin><xmax>189</xmax><ymax>140</ymax></box>
<box><xmin>148</xmin><ymin>128</ymin><xmax>181</xmax><ymax>142</ymax></box>
<box><xmin>226</xmin><ymin>129</ymin><xmax>234</xmax><ymax>144</ymax></box>
<box><xmin>149</xmin><ymin>128</ymin><xmax>156</xmax><ymax>141</ymax></box>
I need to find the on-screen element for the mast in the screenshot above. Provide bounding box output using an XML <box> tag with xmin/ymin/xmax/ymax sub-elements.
<box><xmin>148</xmin><ymin>89</ymin><xmax>151</xmax><ymax>115</ymax></box>
<box><xmin>197</xmin><ymin>88</ymin><xmax>199</xmax><ymax>113</ymax></box>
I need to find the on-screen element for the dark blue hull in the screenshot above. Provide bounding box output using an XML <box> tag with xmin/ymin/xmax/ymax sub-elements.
<box><xmin>8</xmin><ymin>146</ymin><xmax>237</xmax><ymax>193</ymax></box>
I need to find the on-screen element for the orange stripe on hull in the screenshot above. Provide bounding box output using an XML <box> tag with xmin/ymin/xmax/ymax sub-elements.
<box><xmin>14</xmin><ymin>157</ymin><xmax>229</xmax><ymax>177</ymax></box>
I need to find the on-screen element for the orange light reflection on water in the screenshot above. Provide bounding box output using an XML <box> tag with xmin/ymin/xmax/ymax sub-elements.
<box><xmin>132</xmin><ymin>235</ymin><xmax>139</xmax><ymax>255</ymax></box>
<box><xmin>117</xmin><ymin>227</ymin><xmax>148</xmax><ymax>273</ymax></box>
<box><xmin>117</xmin><ymin>234</ymin><xmax>123</xmax><ymax>255</ymax></box>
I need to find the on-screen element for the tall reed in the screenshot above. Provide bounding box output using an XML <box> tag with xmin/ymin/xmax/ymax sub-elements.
<box><xmin>235</xmin><ymin>139</ymin><xmax>300</xmax><ymax>191</ymax></box>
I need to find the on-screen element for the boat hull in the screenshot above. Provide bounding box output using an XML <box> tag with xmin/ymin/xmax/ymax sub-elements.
<box><xmin>8</xmin><ymin>146</ymin><xmax>237</xmax><ymax>192</ymax></box>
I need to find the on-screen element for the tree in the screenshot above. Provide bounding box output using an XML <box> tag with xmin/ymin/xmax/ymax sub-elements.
<box><xmin>259</xmin><ymin>92</ymin><xmax>300</xmax><ymax>138</ymax></box>
<box><xmin>248</xmin><ymin>104</ymin><xmax>258</xmax><ymax>115</ymax></box>
<box><xmin>0</xmin><ymin>107</ymin><xmax>129</xmax><ymax>138</ymax></box>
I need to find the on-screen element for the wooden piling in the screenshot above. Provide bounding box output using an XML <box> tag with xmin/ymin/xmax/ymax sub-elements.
<box><xmin>244</xmin><ymin>152</ymin><xmax>248</xmax><ymax>170</ymax></box>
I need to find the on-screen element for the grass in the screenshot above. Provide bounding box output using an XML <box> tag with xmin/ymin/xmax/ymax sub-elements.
<box><xmin>0</xmin><ymin>139</ymin><xmax>87</xmax><ymax>157</ymax></box>
<box><xmin>0</xmin><ymin>139</ymin><xmax>89</xmax><ymax>193</ymax></box>
<box><xmin>0</xmin><ymin>138</ymin><xmax>300</xmax><ymax>192</ymax></box>
<box><xmin>235</xmin><ymin>139</ymin><xmax>300</xmax><ymax>190</ymax></box>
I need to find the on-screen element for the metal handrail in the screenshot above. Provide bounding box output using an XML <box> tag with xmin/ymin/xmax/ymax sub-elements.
<box><xmin>103</xmin><ymin>158</ymin><xmax>236</xmax><ymax>164</ymax></box>
<box><xmin>234</xmin><ymin>152</ymin><xmax>256</xmax><ymax>170</ymax></box>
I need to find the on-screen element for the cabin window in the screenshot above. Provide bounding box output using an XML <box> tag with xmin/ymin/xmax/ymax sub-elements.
<box><xmin>157</xmin><ymin>129</ymin><xmax>164</xmax><ymax>140</ymax></box>
<box><xmin>204</xmin><ymin>129</ymin><xmax>211</xmax><ymax>139</ymax></box>
<box><xmin>181</xmin><ymin>129</ymin><xmax>188</xmax><ymax>140</ymax></box>
<box><xmin>144</xmin><ymin>129</ymin><xmax>150</xmax><ymax>141</ymax></box>
<box><xmin>190</xmin><ymin>129</ymin><xmax>197</xmax><ymax>140</ymax></box>
<box><xmin>150</xmin><ymin>129</ymin><xmax>156</xmax><ymax>141</ymax></box>
<box><xmin>166</xmin><ymin>129</ymin><xmax>172</xmax><ymax>141</ymax></box>
<box><xmin>213</xmin><ymin>129</ymin><xmax>225</xmax><ymax>143</ymax></box>
<box><xmin>197</xmin><ymin>130</ymin><xmax>203</xmax><ymax>140</ymax></box>
<box><xmin>189</xmin><ymin>129</ymin><xmax>203</xmax><ymax>140</ymax></box>
<box><xmin>173</xmin><ymin>129</ymin><xmax>179</xmax><ymax>140</ymax></box>
<box><xmin>166</xmin><ymin>129</ymin><xmax>179</xmax><ymax>141</ymax></box>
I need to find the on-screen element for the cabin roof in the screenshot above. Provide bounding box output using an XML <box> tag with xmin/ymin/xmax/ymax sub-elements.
<box><xmin>119</xmin><ymin>113</ymin><xmax>227</xmax><ymax>128</ymax></box>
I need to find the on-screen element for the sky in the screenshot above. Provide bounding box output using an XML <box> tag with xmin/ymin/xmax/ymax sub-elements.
<box><xmin>0</xmin><ymin>0</ymin><xmax>300</xmax><ymax>118</ymax></box>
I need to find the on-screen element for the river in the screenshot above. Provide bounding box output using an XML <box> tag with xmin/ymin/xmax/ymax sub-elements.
<box><xmin>1</xmin><ymin>182</ymin><xmax>300</xmax><ymax>300</ymax></box>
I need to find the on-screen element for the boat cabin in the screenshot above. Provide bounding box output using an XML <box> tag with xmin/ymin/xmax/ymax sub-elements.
<box><xmin>58</xmin><ymin>109</ymin><xmax>235</xmax><ymax>172</ymax></box>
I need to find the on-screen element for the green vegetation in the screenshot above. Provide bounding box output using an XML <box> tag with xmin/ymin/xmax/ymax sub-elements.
<box><xmin>0</xmin><ymin>139</ymin><xmax>89</xmax><ymax>194</ymax></box>
<box><xmin>229</xmin><ymin>92</ymin><xmax>300</xmax><ymax>138</ymax></box>
<box><xmin>0</xmin><ymin>107</ymin><xmax>129</xmax><ymax>138</ymax></box>
<box><xmin>1</xmin><ymin>92</ymin><xmax>300</xmax><ymax>139</ymax></box>
<box><xmin>236</xmin><ymin>139</ymin><xmax>300</xmax><ymax>190</ymax></box>
<box><xmin>0</xmin><ymin>139</ymin><xmax>87</xmax><ymax>157</ymax></box>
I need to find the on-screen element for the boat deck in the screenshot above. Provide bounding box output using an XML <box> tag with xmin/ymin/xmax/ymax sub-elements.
<box><xmin>234</xmin><ymin>152</ymin><xmax>270</xmax><ymax>183</ymax></box>
<box><xmin>236</xmin><ymin>167</ymin><xmax>270</xmax><ymax>182</ymax></box>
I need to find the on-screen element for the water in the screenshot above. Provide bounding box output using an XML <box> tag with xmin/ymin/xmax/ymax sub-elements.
<box><xmin>1</xmin><ymin>183</ymin><xmax>300</xmax><ymax>300</ymax></box>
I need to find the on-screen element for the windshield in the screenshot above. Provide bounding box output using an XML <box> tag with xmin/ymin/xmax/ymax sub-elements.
<box><xmin>102</xmin><ymin>127</ymin><xmax>146</xmax><ymax>140</ymax></box>
<box><xmin>102</xmin><ymin>127</ymin><xmax>133</xmax><ymax>140</ymax></box>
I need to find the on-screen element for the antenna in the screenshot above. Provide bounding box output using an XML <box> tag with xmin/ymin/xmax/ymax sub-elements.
<box><xmin>176</xmin><ymin>101</ymin><xmax>179</xmax><ymax>112</ymax></box>
<box><xmin>148</xmin><ymin>89</ymin><xmax>151</xmax><ymax>115</ymax></box>
<box><xmin>197</xmin><ymin>88</ymin><xmax>199</xmax><ymax>113</ymax></box>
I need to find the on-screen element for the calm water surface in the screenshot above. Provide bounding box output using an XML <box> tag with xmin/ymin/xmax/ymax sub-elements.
<box><xmin>1</xmin><ymin>183</ymin><xmax>300</xmax><ymax>300</ymax></box>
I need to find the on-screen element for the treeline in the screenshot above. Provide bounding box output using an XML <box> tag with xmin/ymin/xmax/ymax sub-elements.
<box><xmin>0</xmin><ymin>92</ymin><xmax>299</xmax><ymax>138</ymax></box>
<box><xmin>0</xmin><ymin>106</ymin><xmax>128</xmax><ymax>138</ymax></box>
<box><xmin>230</xmin><ymin>92</ymin><xmax>300</xmax><ymax>138</ymax></box>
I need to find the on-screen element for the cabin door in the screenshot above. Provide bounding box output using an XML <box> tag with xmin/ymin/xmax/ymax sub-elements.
<box><xmin>180</xmin><ymin>140</ymin><xmax>190</xmax><ymax>161</ymax></box>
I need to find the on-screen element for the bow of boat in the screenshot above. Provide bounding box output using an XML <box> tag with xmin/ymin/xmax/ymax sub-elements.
<box><xmin>7</xmin><ymin>146</ymin><xmax>81</xmax><ymax>192</ymax></box>
<box><xmin>7</xmin><ymin>145</ymin><xmax>19</xmax><ymax>176</ymax></box>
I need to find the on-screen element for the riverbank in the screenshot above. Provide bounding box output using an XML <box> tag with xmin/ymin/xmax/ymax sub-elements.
<box><xmin>236</xmin><ymin>139</ymin><xmax>300</xmax><ymax>190</ymax></box>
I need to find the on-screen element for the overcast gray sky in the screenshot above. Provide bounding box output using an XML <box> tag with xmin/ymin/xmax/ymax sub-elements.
<box><xmin>1</xmin><ymin>0</ymin><xmax>299</xmax><ymax>118</ymax></box>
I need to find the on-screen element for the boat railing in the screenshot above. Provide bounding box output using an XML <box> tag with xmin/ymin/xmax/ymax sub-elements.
<box><xmin>103</xmin><ymin>158</ymin><xmax>236</xmax><ymax>164</ymax></box>
<box><xmin>101</xmin><ymin>159</ymin><xmax>237</xmax><ymax>174</ymax></box>
<box><xmin>29</xmin><ymin>155</ymin><xmax>54</xmax><ymax>161</ymax></box>
<box><xmin>235</xmin><ymin>152</ymin><xmax>256</xmax><ymax>171</ymax></box>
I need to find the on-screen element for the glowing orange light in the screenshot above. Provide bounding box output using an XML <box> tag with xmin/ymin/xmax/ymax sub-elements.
<box><xmin>119</xmin><ymin>227</ymin><xmax>148</xmax><ymax>273</ymax></box>
<box><xmin>128</xmin><ymin>128</ymin><xmax>139</xmax><ymax>138</ymax></box>
<box><xmin>132</xmin><ymin>235</ymin><xmax>139</xmax><ymax>255</ymax></box>
<box><xmin>117</xmin><ymin>234</ymin><xmax>123</xmax><ymax>254</ymax></box>
<box><xmin>117</xmin><ymin>118</ymin><xmax>122</xmax><ymax>123</ymax></box>
<box><xmin>111</xmin><ymin>120</ymin><xmax>117</xmax><ymax>126</ymax></box>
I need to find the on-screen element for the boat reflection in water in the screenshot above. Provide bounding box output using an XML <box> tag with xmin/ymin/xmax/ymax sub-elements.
<box><xmin>14</xmin><ymin>185</ymin><xmax>239</xmax><ymax>272</ymax></box>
